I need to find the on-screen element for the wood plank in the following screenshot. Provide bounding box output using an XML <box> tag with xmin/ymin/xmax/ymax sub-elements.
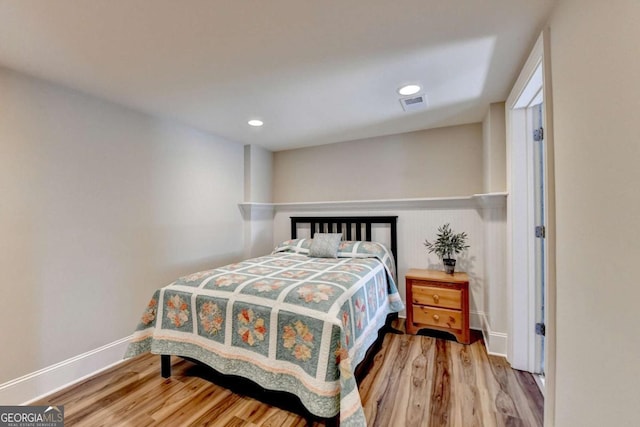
<box><xmin>428</xmin><ymin>339</ymin><xmax>452</xmax><ymax>427</ymax></box>
<box><xmin>32</xmin><ymin>320</ymin><xmax>543</xmax><ymax>426</ymax></box>
<box><xmin>239</xmin><ymin>399</ymin><xmax>273</xmax><ymax>424</ymax></box>
<box><xmin>514</xmin><ymin>370</ymin><xmax>544</xmax><ymax>426</ymax></box>
<box><xmin>450</xmin><ymin>343</ymin><xmax>483</xmax><ymax>427</ymax></box>
<box><xmin>404</xmin><ymin>335</ymin><xmax>434</xmax><ymax>427</ymax></box>
<box><xmin>366</xmin><ymin>333</ymin><xmax>412</xmax><ymax>427</ymax></box>
<box><xmin>357</xmin><ymin>320</ymin><xmax>396</xmax><ymax>403</ymax></box>
<box><xmin>466</xmin><ymin>343</ymin><xmax>498</xmax><ymax>427</ymax></box>
<box><xmin>488</xmin><ymin>354</ymin><xmax>522</xmax><ymax>421</ymax></box>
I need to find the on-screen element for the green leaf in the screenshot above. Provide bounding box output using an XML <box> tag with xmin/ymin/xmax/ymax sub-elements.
<box><xmin>423</xmin><ymin>223</ymin><xmax>469</xmax><ymax>260</ymax></box>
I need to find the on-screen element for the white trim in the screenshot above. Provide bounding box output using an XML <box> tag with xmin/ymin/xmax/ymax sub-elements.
<box><xmin>513</xmin><ymin>63</ymin><xmax>543</xmax><ymax>109</ymax></box>
<box><xmin>486</xmin><ymin>332</ymin><xmax>508</xmax><ymax>357</ymax></box>
<box><xmin>507</xmin><ymin>106</ymin><xmax>533</xmax><ymax>370</ymax></box>
<box><xmin>540</xmin><ymin>27</ymin><xmax>557</xmax><ymax>427</ymax></box>
<box><xmin>469</xmin><ymin>309</ymin><xmax>484</xmax><ymax>331</ymax></box>
<box><xmin>239</xmin><ymin>193</ymin><xmax>507</xmax><ymax>212</ymax></box>
<box><xmin>507</xmin><ymin>36</ymin><xmax>544</xmax><ymax>108</ymax></box>
<box><xmin>0</xmin><ymin>336</ymin><xmax>131</xmax><ymax>405</ymax></box>
<box><xmin>506</xmin><ymin>32</ymin><xmax>545</xmax><ymax>371</ymax></box>
<box><xmin>525</xmin><ymin>106</ymin><xmax>538</xmax><ymax>373</ymax></box>
<box><xmin>534</xmin><ymin>373</ymin><xmax>546</xmax><ymax>395</ymax></box>
<box><xmin>481</xmin><ymin>313</ymin><xmax>508</xmax><ymax>357</ymax></box>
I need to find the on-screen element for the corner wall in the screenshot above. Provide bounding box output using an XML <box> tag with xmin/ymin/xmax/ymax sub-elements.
<box><xmin>244</xmin><ymin>144</ymin><xmax>273</xmax><ymax>203</ymax></box>
<box><xmin>242</xmin><ymin>145</ymin><xmax>275</xmax><ymax>258</ymax></box>
<box><xmin>482</xmin><ymin>102</ymin><xmax>507</xmax><ymax>194</ymax></box>
<box><xmin>481</xmin><ymin>102</ymin><xmax>508</xmax><ymax>355</ymax></box>
<box><xmin>0</xmin><ymin>66</ymin><xmax>244</xmax><ymax>401</ymax></box>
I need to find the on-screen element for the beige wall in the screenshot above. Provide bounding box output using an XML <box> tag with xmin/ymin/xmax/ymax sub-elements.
<box><xmin>0</xmin><ymin>67</ymin><xmax>244</xmax><ymax>384</ymax></box>
<box><xmin>482</xmin><ymin>102</ymin><xmax>506</xmax><ymax>193</ymax></box>
<box><xmin>548</xmin><ymin>1</ymin><xmax>640</xmax><ymax>425</ymax></box>
<box><xmin>244</xmin><ymin>144</ymin><xmax>273</xmax><ymax>203</ymax></box>
<box><xmin>273</xmin><ymin>124</ymin><xmax>483</xmax><ymax>202</ymax></box>
<box><xmin>242</xmin><ymin>145</ymin><xmax>275</xmax><ymax>258</ymax></box>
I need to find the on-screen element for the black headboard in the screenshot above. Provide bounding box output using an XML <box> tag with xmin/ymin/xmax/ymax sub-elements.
<box><xmin>290</xmin><ymin>216</ymin><xmax>398</xmax><ymax>271</ymax></box>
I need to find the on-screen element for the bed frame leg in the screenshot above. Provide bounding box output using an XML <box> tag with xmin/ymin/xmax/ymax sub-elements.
<box><xmin>381</xmin><ymin>313</ymin><xmax>403</xmax><ymax>335</ymax></box>
<box><xmin>161</xmin><ymin>355</ymin><xmax>171</xmax><ymax>378</ymax></box>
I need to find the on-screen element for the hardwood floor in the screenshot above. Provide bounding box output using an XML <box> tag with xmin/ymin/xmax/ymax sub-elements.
<box><xmin>35</xmin><ymin>320</ymin><xmax>543</xmax><ymax>426</ymax></box>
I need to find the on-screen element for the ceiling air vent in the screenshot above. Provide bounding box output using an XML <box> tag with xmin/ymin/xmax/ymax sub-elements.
<box><xmin>399</xmin><ymin>94</ymin><xmax>428</xmax><ymax>112</ymax></box>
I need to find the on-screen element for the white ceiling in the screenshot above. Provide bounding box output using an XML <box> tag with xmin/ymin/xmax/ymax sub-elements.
<box><xmin>0</xmin><ymin>0</ymin><xmax>555</xmax><ymax>151</ymax></box>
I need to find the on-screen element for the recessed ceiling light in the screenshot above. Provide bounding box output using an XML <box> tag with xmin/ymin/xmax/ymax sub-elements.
<box><xmin>248</xmin><ymin>119</ymin><xmax>264</xmax><ymax>127</ymax></box>
<box><xmin>398</xmin><ymin>84</ymin><xmax>421</xmax><ymax>96</ymax></box>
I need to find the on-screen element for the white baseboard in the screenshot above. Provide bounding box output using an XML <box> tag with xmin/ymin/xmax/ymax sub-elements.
<box><xmin>0</xmin><ymin>336</ymin><xmax>131</xmax><ymax>406</ymax></box>
<box><xmin>469</xmin><ymin>310</ymin><xmax>483</xmax><ymax>331</ymax></box>
<box><xmin>481</xmin><ymin>314</ymin><xmax>508</xmax><ymax>357</ymax></box>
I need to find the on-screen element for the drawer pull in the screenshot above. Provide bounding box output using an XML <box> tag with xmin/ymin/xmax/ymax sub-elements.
<box><xmin>433</xmin><ymin>294</ymin><xmax>440</xmax><ymax>303</ymax></box>
<box><xmin>433</xmin><ymin>314</ymin><xmax>440</xmax><ymax>321</ymax></box>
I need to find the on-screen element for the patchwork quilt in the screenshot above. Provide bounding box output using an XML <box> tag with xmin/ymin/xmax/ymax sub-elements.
<box><xmin>126</xmin><ymin>240</ymin><xmax>403</xmax><ymax>426</ymax></box>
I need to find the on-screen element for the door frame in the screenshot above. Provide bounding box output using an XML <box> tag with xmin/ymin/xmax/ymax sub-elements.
<box><xmin>505</xmin><ymin>29</ymin><xmax>556</xmax><ymax>426</ymax></box>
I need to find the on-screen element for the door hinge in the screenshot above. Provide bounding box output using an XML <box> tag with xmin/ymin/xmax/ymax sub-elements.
<box><xmin>533</xmin><ymin>127</ymin><xmax>544</xmax><ymax>142</ymax></box>
<box><xmin>535</xmin><ymin>225</ymin><xmax>546</xmax><ymax>238</ymax></box>
<box><xmin>535</xmin><ymin>323</ymin><xmax>546</xmax><ymax>336</ymax></box>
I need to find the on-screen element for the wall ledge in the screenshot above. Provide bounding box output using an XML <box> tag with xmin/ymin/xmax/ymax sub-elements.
<box><xmin>474</xmin><ymin>192</ymin><xmax>508</xmax><ymax>209</ymax></box>
<box><xmin>239</xmin><ymin>193</ymin><xmax>507</xmax><ymax>213</ymax></box>
<box><xmin>238</xmin><ymin>202</ymin><xmax>275</xmax><ymax>218</ymax></box>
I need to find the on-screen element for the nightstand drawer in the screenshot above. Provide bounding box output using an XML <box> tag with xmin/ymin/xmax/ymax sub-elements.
<box><xmin>411</xmin><ymin>283</ymin><xmax>461</xmax><ymax>309</ymax></box>
<box><xmin>412</xmin><ymin>306</ymin><xmax>462</xmax><ymax>329</ymax></box>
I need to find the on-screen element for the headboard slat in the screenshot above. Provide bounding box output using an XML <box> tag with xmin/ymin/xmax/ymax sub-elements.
<box><xmin>290</xmin><ymin>216</ymin><xmax>399</xmax><ymax>272</ymax></box>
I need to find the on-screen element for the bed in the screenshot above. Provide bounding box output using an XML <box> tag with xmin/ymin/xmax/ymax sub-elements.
<box><xmin>125</xmin><ymin>216</ymin><xmax>403</xmax><ymax>426</ymax></box>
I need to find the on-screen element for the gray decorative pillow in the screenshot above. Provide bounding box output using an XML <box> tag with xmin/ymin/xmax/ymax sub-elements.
<box><xmin>309</xmin><ymin>233</ymin><xmax>343</xmax><ymax>258</ymax></box>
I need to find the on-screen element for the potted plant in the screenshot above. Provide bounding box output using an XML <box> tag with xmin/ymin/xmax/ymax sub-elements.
<box><xmin>424</xmin><ymin>223</ymin><xmax>469</xmax><ymax>274</ymax></box>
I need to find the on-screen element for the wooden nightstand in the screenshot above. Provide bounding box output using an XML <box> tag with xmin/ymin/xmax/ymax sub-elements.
<box><xmin>405</xmin><ymin>268</ymin><xmax>470</xmax><ymax>344</ymax></box>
